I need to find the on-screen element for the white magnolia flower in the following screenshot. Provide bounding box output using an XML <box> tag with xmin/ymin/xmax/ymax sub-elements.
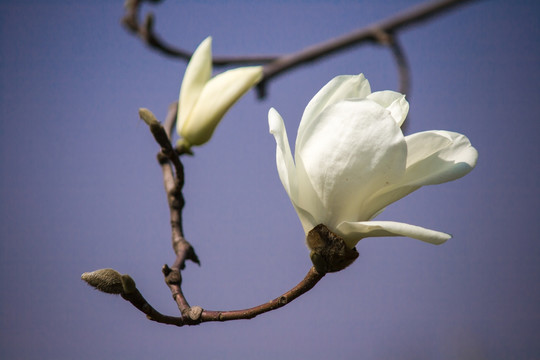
<box><xmin>269</xmin><ymin>74</ymin><xmax>478</xmax><ymax>249</ymax></box>
<box><xmin>177</xmin><ymin>36</ymin><xmax>263</xmax><ymax>149</ymax></box>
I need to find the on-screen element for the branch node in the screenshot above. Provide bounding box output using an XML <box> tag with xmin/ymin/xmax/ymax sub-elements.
<box><xmin>187</xmin><ymin>306</ymin><xmax>203</xmax><ymax>322</ymax></box>
<box><xmin>165</xmin><ymin>267</ymin><xmax>182</xmax><ymax>286</ymax></box>
<box><xmin>157</xmin><ymin>151</ymin><xmax>169</xmax><ymax>164</ymax></box>
<box><xmin>373</xmin><ymin>28</ymin><xmax>393</xmax><ymax>46</ymax></box>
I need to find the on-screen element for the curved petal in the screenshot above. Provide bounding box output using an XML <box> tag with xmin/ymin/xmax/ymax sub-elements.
<box><xmin>367</xmin><ymin>91</ymin><xmax>409</xmax><ymax>127</ymax></box>
<box><xmin>268</xmin><ymin>108</ymin><xmax>297</xmax><ymax>200</ymax></box>
<box><xmin>362</xmin><ymin>130</ymin><xmax>478</xmax><ymax>217</ymax></box>
<box><xmin>296</xmin><ymin>74</ymin><xmax>371</xmax><ymax>151</ymax></box>
<box><xmin>294</xmin><ymin>150</ymin><xmax>327</xmax><ymax>232</ymax></box>
<box><xmin>296</xmin><ymin>99</ymin><xmax>407</xmax><ymax>227</ymax></box>
<box><xmin>404</xmin><ymin>131</ymin><xmax>478</xmax><ymax>185</ymax></box>
<box><xmin>269</xmin><ymin>108</ymin><xmax>318</xmax><ymax>233</ymax></box>
<box><xmin>177</xmin><ymin>36</ymin><xmax>212</xmax><ymax>134</ymax></box>
<box><xmin>337</xmin><ymin>220</ymin><xmax>451</xmax><ymax>248</ymax></box>
<box><xmin>182</xmin><ymin>66</ymin><xmax>263</xmax><ymax>145</ymax></box>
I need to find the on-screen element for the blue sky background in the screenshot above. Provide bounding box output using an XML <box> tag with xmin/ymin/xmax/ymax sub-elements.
<box><xmin>1</xmin><ymin>0</ymin><xmax>539</xmax><ymax>359</ymax></box>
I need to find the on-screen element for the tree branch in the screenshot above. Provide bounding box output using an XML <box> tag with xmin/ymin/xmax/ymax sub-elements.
<box><xmin>80</xmin><ymin>0</ymin><xmax>482</xmax><ymax>328</ymax></box>
<box><xmin>371</xmin><ymin>30</ymin><xmax>410</xmax><ymax>96</ymax></box>
<box><xmin>122</xmin><ymin>0</ymin><xmax>479</xmax><ymax>89</ymax></box>
<box><xmin>154</xmin><ymin>104</ymin><xmax>200</xmax><ymax>318</ymax></box>
<box><xmin>121</xmin><ymin>288</ymin><xmax>184</xmax><ymax>326</ymax></box>
<box><xmin>121</xmin><ymin>0</ymin><xmax>278</xmax><ymax>64</ymax></box>
<box><xmin>200</xmin><ymin>267</ymin><xmax>324</xmax><ymax>323</ymax></box>
<box><xmin>261</xmin><ymin>0</ymin><xmax>478</xmax><ymax>83</ymax></box>
<box><xmin>120</xmin><ymin>266</ymin><xmax>324</xmax><ymax>326</ymax></box>
<box><xmin>138</xmin><ymin>104</ymin><xmax>200</xmax><ymax>317</ymax></box>
<box><xmin>135</xmin><ymin>104</ymin><xmax>329</xmax><ymax>326</ymax></box>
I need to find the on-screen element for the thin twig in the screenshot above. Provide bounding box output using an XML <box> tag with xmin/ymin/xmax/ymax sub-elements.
<box><xmin>261</xmin><ymin>0</ymin><xmax>479</xmax><ymax>82</ymax></box>
<box><xmin>121</xmin><ymin>289</ymin><xmax>185</xmax><ymax>326</ymax></box>
<box><xmin>153</xmin><ymin>103</ymin><xmax>200</xmax><ymax>317</ymax></box>
<box><xmin>122</xmin><ymin>0</ymin><xmax>478</xmax><ymax>97</ymax></box>
<box><xmin>388</xmin><ymin>37</ymin><xmax>410</xmax><ymax>96</ymax></box>
<box><xmin>122</xmin><ymin>0</ymin><xmax>478</xmax><ymax>73</ymax></box>
<box><xmin>121</xmin><ymin>0</ymin><xmax>278</xmax><ymax>64</ymax></box>
<box><xmin>139</xmin><ymin>104</ymin><xmax>199</xmax><ymax>316</ymax></box>
<box><xmin>372</xmin><ymin>30</ymin><xmax>410</xmax><ymax>96</ymax></box>
<box><xmin>121</xmin><ymin>266</ymin><xmax>324</xmax><ymax>326</ymax></box>
<box><xmin>200</xmin><ymin>267</ymin><xmax>324</xmax><ymax>322</ymax></box>
<box><xmin>158</xmin><ymin>103</ymin><xmax>189</xmax><ymax>255</ymax></box>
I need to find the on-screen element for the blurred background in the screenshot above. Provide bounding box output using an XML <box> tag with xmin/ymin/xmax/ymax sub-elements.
<box><xmin>1</xmin><ymin>0</ymin><xmax>539</xmax><ymax>359</ymax></box>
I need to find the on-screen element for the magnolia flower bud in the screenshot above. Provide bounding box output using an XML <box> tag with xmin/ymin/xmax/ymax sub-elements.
<box><xmin>176</xmin><ymin>36</ymin><xmax>263</xmax><ymax>149</ymax></box>
<box><xmin>138</xmin><ymin>108</ymin><xmax>159</xmax><ymax>127</ymax></box>
<box><xmin>81</xmin><ymin>268</ymin><xmax>124</xmax><ymax>294</ymax></box>
<box><xmin>81</xmin><ymin>269</ymin><xmax>137</xmax><ymax>295</ymax></box>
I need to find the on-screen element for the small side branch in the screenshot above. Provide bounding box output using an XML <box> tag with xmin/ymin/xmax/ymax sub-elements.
<box><xmin>156</xmin><ymin>103</ymin><xmax>191</xmax><ymax>258</ymax></box>
<box><xmin>388</xmin><ymin>37</ymin><xmax>410</xmax><ymax>96</ymax></box>
<box><xmin>139</xmin><ymin>105</ymin><xmax>198</xmax><ymax>267</ymax></box>
<box><xmin>122</xmin><ymin>289</ymin><xmax>185</xmax><ymax>326</ymax></box>
<box><xmin>372</xmin><ymin>30</ymin><xmax>410</xmax><ymax>96</ymax></box>
<box><xmin>139</xmin><ymin>105</ymin><xmax>199</xmax><ymax>317</ymax></box>
<box><xmin>122</xmin><ymin>0</ymin><xmax>278</xmax><ymax>64</ymax></box>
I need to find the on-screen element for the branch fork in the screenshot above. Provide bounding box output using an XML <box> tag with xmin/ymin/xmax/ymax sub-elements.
<box><xmin>83</xmin><ymin>104</ymin><xmax>325</xmax><ymax>327</ymax></box>
<box><xmin>122</xmin><ymin>0</ymin><xmax>479</xmax><ymax>97</ymax></box>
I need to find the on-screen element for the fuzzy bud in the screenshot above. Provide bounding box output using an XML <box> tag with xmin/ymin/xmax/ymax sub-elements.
<box><xmin>81</xmin><ymin>268</ymin><xmax>124</xmax><ymax>294</ymax></box>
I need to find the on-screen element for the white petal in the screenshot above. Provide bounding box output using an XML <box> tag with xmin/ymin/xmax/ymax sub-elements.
<box><xmin>296</xmin><ymin>99</ymin><xmax>407</xmax><ymax>227</ymax></box>
<box><xmin>181</xmin><ymin>66</ymin><xmax>263</xmax><ymax>145</ymax></box>
<box><xmin>367</xmin><ymin>91</ymin><xmax>409</xmax><ymax>127</ymax></box>
<box><xmin>337</xmin><ymin>220</ymin><xmax>451</xmax><ymax>248</ymax></box>
<box><xmin>293</xmin><ymin>150</ymin><xmax>327</xmax><ymax>232</ymax></box>
<box><xmin>269</xmin><ymin>108</ymin><xmax>318</xmax><ymax>233</ymax></box>
<box><xmin>403</xmin><ymin>131</ymin><xmax>478</xmax><ymax>185</ymax></box>
<box><xmin>405</xmin><ymin>130</ymin><xmax>453</xmax><ymax>167</ymax></box>
<box><xmin>177</xmin><ymin>36</ymin><xmax>212</xmax><ymax>134</ymax></box>
<box><xmin>296</xmin><ymin>74</ymin><xmax>371</xmax><ymax>151</ymax></box>
<box><xmin>363</xmin><ymin>130</ymin><xmax>478</xmax><ymax>217</ymax></box>
<box><xmin>268</xmin><ymin>108</ymin><xmax>296</xmax><ymax>200</ymax></box>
